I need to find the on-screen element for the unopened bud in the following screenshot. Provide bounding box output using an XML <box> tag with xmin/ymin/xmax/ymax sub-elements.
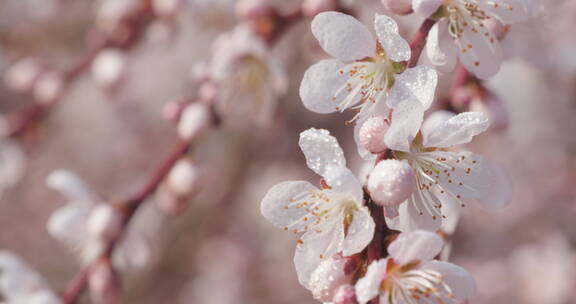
<box><xmin>309</xmin><ymin>255</ymin><xmax>356</xmax><ymax>302</ymax></box>
<box><xmin>162</xmin><ymin>100</ymin><xmax>187</xmax><ymax>122</ymax></box>
<box><xmin>87</xmin><ymin>204</ymin><xmax>122</xmax><ymax>242</ymax></box>
<box><xmin>157</xmin><ymin>158</ymin><xmax>200</xmax><ymax>214</ymax></box>
<box><xmin>177</xmin><ymin>102</ymin><xmax>211</xmax><ymax>140</ymax></box>
<box><xmin>167</xmin><ymin>158</ymin><xmax>200</xmax><ymax>197</ymax></box>
<box><xmin>359</xmin><ymin>116</ymin><xmax>389</xmax><ymax>154</ymax></box>
<box><xmin>91</xmin><ymin>49</ymin><xmax>126</xmax><ymax>89</ymax></box>
<box><xmin>33</xmin><ymin>71</ymin><xmax>64</xmax><ymax>104</ymax></box>
<box><xmin>333</xmin><ymin>284</ymin><xmax>357</xmax><ymax>304</ymax></box>
<box><xmin>89</xmin><ymin>260</ymin><xmax>120</xmax><ymax>304</ymax></box>
<box><xmin>381</xmin><ymin>0</ymin><xmax>413</xmax><ymax>15</ymax></box>
<box><xmin>302</xmin><ymin>0</ymin><xmax>337</xmax><ymax>17</ymax></box>
<box><xmin>4</xmin><ymin>58</ymin><xmax>43</xmax><ymax>92</ymax></box>
<box><xmin>367</xmin><ymin>160</ymin><xmax>415</xmax><ymax>209</ymax></box>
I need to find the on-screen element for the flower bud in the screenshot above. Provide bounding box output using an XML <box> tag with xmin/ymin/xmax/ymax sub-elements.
<box><xmin>367</xmin><ymin>160</ymin><xmax>415</xmax><ymax>208</ymax></box>
<box><xmin>91</xmin><ymin>49</ymin><xmax>126</xmax><ymax>90</ymax></box>
<box><xmin>309</xmin><ymin>255</ymin><xmax>356</xmax><ymax>302</ymax></box>
<box><xmin>177</xmin><ymin>103</ymin><xmax>211</xmax><ymax>140</ymax></box>
<box><xmin>32</xmin><ymin>71</ymin><xmax>64</xmax><ymax>104</ymax></box>
<box><xmin>381</xmin><ymin>0</ymin><xmax>413</xmax><ymax>15</ymax></box>
<box><xmin>162</xmin><ymin>100</ymin><xmax>186</xmax><ymax>122</ymax></box>
<box><xmin>157</xmin><ymin>158</ymin><xmax>200</xmax><ymax>214</ymax></box>
<box><xmin>359</xmin><ymin>116</ymin><xmax>389</xmax><ymax>154</ymax></box>
<box><xmin>302</xmin><ymin>0</ymin><xmax>337</xmax><ymax>17</ymax></box>
<box><xmin>412</xmin><ymin>0</ymin><xmax>443</xmax><ymax>17</ymax></box>
<box><xmin>333</xmin><ymin>284</ymin><xmax>357</xmax><ymax>304</ymax></box>
<box><xmin>89</xmin><ymin>260</ymin><xmax>120</xmax><ymax>304</ymax></box>
<box><xmin>4</xmin><ymin>58</ymin><xmax>43</xmax><ymax>92</ymax></box>
<box><xmin>87</xmin><ymin>204</ymin><xmax>122</xmax><ymax>242</ymax></box>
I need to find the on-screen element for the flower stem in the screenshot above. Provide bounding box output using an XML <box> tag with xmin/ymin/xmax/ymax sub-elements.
<box><xmin>407</xmin><ymin>18</ymin><xmax>437</xmax><ymax>68</ymax></box>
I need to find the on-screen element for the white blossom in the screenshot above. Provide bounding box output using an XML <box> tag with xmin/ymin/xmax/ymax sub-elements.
<box><xmin>382</xmin><ymin>110</ymin><xmax>512</xmax><ymax>232</ymax></box>
<box><xmin>260</xmin><ymin>128</ymin><xmax>374</xmax><ymax>289</ymax></box>
<box><xmin>416</xmin><ymin>0</ymin><xmax>530</xmax><ymax>78</ymax></box>
<box><xmin>203</xmin><ymin>24</ymin><xmax>287</xmax><ymax>125</ymax></box>
<box><xmin>300</xmin><ymin>12</ymin><xmax>437</xmax><ymax>158</ymax></box>
<box><xmin>0</xmin><ymin>251</ymin><xmax>60</xmax><ymax>304</ymax></box>
<box><xmin>355</xmin><ymin>230</ymin><xmax>475</xmax><ymax>304</ymax></box>
<box><xmin>46</xmin><ymin>169</ymin><xmax>150</xmax><ymax>269</ymax></box>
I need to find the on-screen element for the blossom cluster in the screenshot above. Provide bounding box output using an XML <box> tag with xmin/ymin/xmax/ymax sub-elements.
<box><xmin>261</xmin><ymin>2</ymin><xmax>527</xmax><ymax>302</ymax></box>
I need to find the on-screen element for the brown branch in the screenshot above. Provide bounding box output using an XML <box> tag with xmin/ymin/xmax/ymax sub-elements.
<box><xmin>407</xmin><ymin>18</ymin><xmax>436</xmax><ymax>68</ymax></box>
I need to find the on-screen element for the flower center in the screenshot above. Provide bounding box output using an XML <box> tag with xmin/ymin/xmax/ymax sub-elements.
<box><xmin>283</xmin><ymin>189</ymin><xmax>359</xmax><ymax>242</ymax></box>
<box><xmin>332</xmin><ymin>55</ymin><xmax>396</xmax><ymax>124</ymax></box>
<box><xmin>396</xmin><ymin>148</ymin><xmax>478</xmax><ymax>220</ymax></box>
<box><xmin>385</xmin><ymin>259</ymin><xmax>458</xmax><ymax>303</ymax></box>
<box><xmin>443</xmin><ymin>0</ymin><xmax>490</xmax><ymax>39</ymax></box>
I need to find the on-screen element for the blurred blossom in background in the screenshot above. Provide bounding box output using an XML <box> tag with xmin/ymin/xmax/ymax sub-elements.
<box><xmin>0</xmin><ymin>0</ymin><xmax>575</xmax><ymax>303</ymax></box>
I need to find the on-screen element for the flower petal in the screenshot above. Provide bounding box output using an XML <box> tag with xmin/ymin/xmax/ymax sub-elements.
<box><xmin>342</xmin><ymin>207</ymin><xmax>375</xmax><ymax>256</ymax></box>
<box><xmin>299</xmin><ymin>128</ymin><xmax>346</xmax><ymax>177</ymax></box>
<box><xmin>0</xmin><ymin>140</ymin><xmax>25</xmax><ymax>193</ymax></box>
<box><xmin>432</xmin><ymin>151</ymin><xmax>513</xmax><ymax>210</ymax></box>
<box><xmin>0</xmin><ymin>251</ymin><xmax>51</xmax><ymax>299</ymax></box>
<box><xmin>425</xmin><ymin>20</ymin><xmax>458</xmax><ymax>72</ymax></box>
<box><xmin>47</xmin><ymin>204</ymin><xmax>91</xmax><ymax>248</ymax></box>
<box><xmin>355</xmin><ymin>259</ymin><xmax>388</xmax><ymax>304</ymax></box>
<box><xmin>386</xmin><ymin>195</ymin><xmax>442</xmax><ymax>232</ymax></box>
<box><xmin>387</xmin><ymin>230</ymin><xmax>443</xmax><ymax>265</ymax></box>
<box><xmin>478</xmin><ymin>0</ymin><xmax>529</xmax><ymax>24</ymax></box>
<box><xmin>457</xmin><ymin>21</ymin><xmax>503</xmax><ymax>79</ymax></box>
<box><xmin>114</xmin><ymin>229</ymin><xmax>151</xmax><ymax>270</ymax></box>
<box><xmin>324</xmin><ymin>167</ymin><xmax>363</xmax><ymax>203</ymax></box>
<box><xmin>260</xmin><ymin>180</ymin><xmax>319</xmax><ymax>231</ymax></box>
<box><xmin>388</xmin><ymin>65</ymin><xmax>438</xmax><ymax>110</ymax></box>
<box><xmin>374</xmin><ymin>14</ymin><xmax>410</xmax><ymax>62</ymax></box>
<box><xmin>299</xmin><ymin>59</ymin><xmax>348</xmax><ymax>114</ymax></box>
<box><xmin>46</xmin><ymin>170</ymin><xmax>98</xmax><ymax>205</ymax></box>
<box><xmin>423</xmin><ymin>112</ymin><xmax>489</xmax><ymax>148</ymax></box>
<box><xmin>423</xmin><ymin>260</ymin><xmax>476</xmax><ymax>300</ymax></box>
<box><xmin>421</xmin><ymin>110</ymin><xmax>456</xmax><ymax>141</ymax></box>
<box><xmin>384</xmin><ymin>100</ymin><xmax>425</xmax><ymax>152</ymax></box>
<box><xmin>294</xmin><ymin>219</ymin><xmax>345</xmax><ymax>289</ymax></box>
<box><xmin>311</xmin><ymin>12</ymin><xmax>376</xmax><ymax>61</ymax></box>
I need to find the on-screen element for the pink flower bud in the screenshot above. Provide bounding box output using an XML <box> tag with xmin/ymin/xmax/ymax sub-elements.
<box><xmin>359</xmin><ymin>116</ymin><xmax>389</xmax><ymax>154</ymax></box>
<box><xmin>91</xmin><ymin>49</ymin><xmax>126</xmax><ymax>89</ymax></box>
<box><xmin>33</xmin><ymin>71</ymin><xmax>64</xmax><ymax>104</ymax></box>
<box><xmin>333</xmin><ymin>284</ymin><xmax>357</xmax><ymax>304</ymax></box>
<box><xmin>302</xmin><ymin>0</ymin><xmax>337</xmax><ymax>17</ymax></box>
<box><xmin>235</xmin><ymin>0</ymin><xmax>274</xmax><ymax>20</ymax></box>
<box><xmin>309</xmin><ymin>255</ymin><xmax>356</xmax><ymax>302</ymax></box>
<box><xmin>381</xmin><ymin>0</ymin><xmax>413</xmax><ymax>15</ymax></box>
<box><xmin>4</xmin><ymin>58</ymin><xmax>43</xmax><ymax>92</ymax></box>
<box><xmin>89</xmin><ymin>261</ymin><xmax>120</xmax><ymax>304</ymax></box>
<box><xmin>87</xmin><ymin>204</ymin><xmax>122</xmax><ymax>242</ymax></box>
<box><xmin>367</xmin><ymin>160</ymin><xmax>415</xmax><ymax>209</ymax></box>
<box><xmin>177</xmin><ymin>102</ymin><xmax>211</xmax><ymax>140</ymax></box>
<box><xmin>162</xmin><ymin>100</ymin><xmax>187</xmax><ymax>122</ymax></box>
<box><xmin>157</xmin><ymin>158</ymin><xmax>200</xmax><ymax>214</ymax></box>
<box><xmin>167</xmin><ymin>158</ymin><xmax>200</xmax><ymax>197</ymax></box>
